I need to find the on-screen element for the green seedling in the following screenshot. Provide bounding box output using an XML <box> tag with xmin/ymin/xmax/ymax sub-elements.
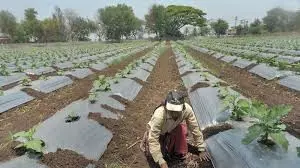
<box><xmin>242</xmin><ymin>101</ymin><xmax>292</xmax><ymax>151</ymax></box>
<box><xmin>65</xmin><ymin>111</ymin><xmax>80</xmax><ymax>123</ymax></box>
<box><xmin>88</xmin><ymin>91</ymin><xmax>97</xmax><ymax>104</ymax></box>
<box><xmin>39</xmin><ymin>75</ymin><xmax>49</xmax><ymax>81</ymax></box>
<box><xmin>93</xmin><ymin>75</ymin><xmax>111</xmax><ymax>92</ymax></box>
<box><xmin>202</xmin><ymin>72</ymin><xmax>210</xmax><ymax>81</ymax></box>
<box><xmin>57</xmin><ymin>70</ymin><xmax>65</xmax><ymax>76</ymax></box>
<box><xmin>11</xmin><ymin>126</ymin><xmax>45</xmax><ymax>154</ymax></box>
<box><xmin>0</xmin><ymin>64</ymin><xmax>10</xmax><ymax>76</ymax></box>
<box><xmin>0</xmin><ymin>89</ymin><xmax>3</xmax><ymax>96</ymax></box>
<box><xmin>20</xmin><ymin>77</ymin><xmax>32</xmax><ymax>86</ymax></box>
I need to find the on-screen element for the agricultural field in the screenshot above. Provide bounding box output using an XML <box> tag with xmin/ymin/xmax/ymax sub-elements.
<box><xmin>0</xmin><ymin>37</ymin><xmax>299</xmax><ymax>168</ymax></box>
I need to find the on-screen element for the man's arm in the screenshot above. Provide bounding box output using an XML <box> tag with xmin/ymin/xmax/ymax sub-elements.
<box><xmin>185</xmin><ymin>103</ymin><xmax>206</xmax><ymax>152</ymax></box>
<box><xmin>147</xmin><ymin>108</ymin><xmax>166</xmax><ymax>165</ymax></box>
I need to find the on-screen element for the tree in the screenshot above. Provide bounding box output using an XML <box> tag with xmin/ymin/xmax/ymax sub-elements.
<box><xmin>52</xmin><ymin>6</ymin><xmax>66</xmax><ymax>41</ymax></box>
<box><xmin>98</xmin><ymin>4</ymin><xmax>141</xmax><ymax>41</ymax></box>
<box><xmin>263</xmin><ymin>8</ymin><xmax>291</xmax><ymax>32</ymax></box>
<box><xmin>145</xmin><ymin>5</ymin><xmax>167</xmax><ymax>39</ymax></box>
<box><xmin>63</xmin><ymin>8</ymin><xmax>79</xmax><ymax>41</ymax></box>
<box><xmin>13</xmin><ymin>23</ymin><xmax>26</xmax><ymax>43</ymax></box>
<box><xmin>249</xmin><ymin>19</ymin><xmax>263</xmax><ymax>34</ymax></box>
<box><xmin>22</xmin><ymin>8</ymin><xmax>42</xmax><ymax>42</ymax></box>
<box><xmin>211</xmin><ymin>19</ymin><xmax>229</xmax><ymax>36</ymax></box>
<box><xmin>0</xmin><ymin>10</ymin><xmax>17</xmax><ymax>39</ymax></box>
<box><xmin>41</xmin><ymin>18</ymin><xmax>60</xmax><ymax>42</ymax></box>
<box><xmin>199</xmin><ymin>26</ymin><xmax>210</xmax><ymax>36</ymax></box>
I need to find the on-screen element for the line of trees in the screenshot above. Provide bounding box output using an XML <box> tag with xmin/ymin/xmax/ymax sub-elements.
<box><xmin>0</xmin><ymin>4</ymin><xmax>143</xmax><ymax>43</ymax></box>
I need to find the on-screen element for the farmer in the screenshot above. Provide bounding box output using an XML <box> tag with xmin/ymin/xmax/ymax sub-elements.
<box><xmin>140</xmin><ymin>90</ymin><xmax>210</xmax><ymax>168</ymax></box>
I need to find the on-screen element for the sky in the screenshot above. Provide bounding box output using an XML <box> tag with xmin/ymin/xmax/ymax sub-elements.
<box><xmin>0</xmin><ymin>0</ymin><xmax>300</xmax><ymax>26</ymax></box>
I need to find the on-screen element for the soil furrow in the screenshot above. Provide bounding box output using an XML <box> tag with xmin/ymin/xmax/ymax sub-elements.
<box><xmin>0</xmin><ymin>47</ymin><xmax>153</xmax><ymax>162</ymax></box>
<box><xmin>186</xmin><ymin>47</ymin><xmax>300</xmax><ymax>138</ymax></box>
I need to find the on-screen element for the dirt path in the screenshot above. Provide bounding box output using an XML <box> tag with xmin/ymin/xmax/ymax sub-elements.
<box><xmin>186</xmin><ymin>47</ymin><xmax>300</xmax><ymax>138</ymax></box>
<box><xmin>0</xmin><ymin>48</ymin><xmax>153</xmax><ymax>162</ymax></box>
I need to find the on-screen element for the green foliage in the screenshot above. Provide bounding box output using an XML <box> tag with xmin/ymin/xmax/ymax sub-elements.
<box><xmin>211</xmin><ymin>19</ymin><xmax>229</xmax><ymax>36</ymax></box>
<box><xmin>98</xmin><ymin>4</ymin><xmax>141</xmax><ymax>41</ymax></box>
<box><xmin>88</xmin><ymin>91</ymin><xmax>97</xmax><ymax>104</ymax></box>
<box><xmin>242</xmin><ymin>101</ymin><xmax>292</xmax><ymax>151</ymax></box>
<box><xmin>0</xmin><ymin>64</ymin><xmax>10</xmax><ymax>76</ymax></box>
<box><xmin>92</xmin><ymin>75</ymin><xmax>111</xmax><ymax>92</ymax></box>
<box><xmin>0</xmin><ymin>10</ymin><xmax>17</xmax><ymax>38</ymax></box>
<box><xmin>11</xmin><ymin>126</ymin><xmax>44</xmax><ymax>153</ymax></box>
<box><xmin>0</xmin><ymin>89</ymin><xmax>3</xmax><ymax>96</ymax></box>
<box><xmin>20</xmin><ymin>77</ymin><xmax>32</xmax><ymax>86</ymax></box>
<box><xmin>145</xmin><ymin>5</ymin><xmax>206</xmax><ymax>39</ymax></box>
<box><xmin>39</xmin><ymin>75</ymin><xmax>49</xmax><ymax>80</ymax></box>
<box><xmin>57</xmin><ymin>70</ymin><xmax>65</xmax><ymax>76</ymax></box>
<box><xmin>219</xmin><ymin>87</ymin><xmax>251</xmax><ymax>121</ymax></box>
<box><xmin>297</xmin><ymin>147</ymin><xmax>300</xmax><ymax>157</ymax></box>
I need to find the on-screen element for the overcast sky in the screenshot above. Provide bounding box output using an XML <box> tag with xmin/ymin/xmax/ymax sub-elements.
<box><xmin>0</xmin><ymin>0</ymin><xmax>299</xmax><ymax>26</ymax></box>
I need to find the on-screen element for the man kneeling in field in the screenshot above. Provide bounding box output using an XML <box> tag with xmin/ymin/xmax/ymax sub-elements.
<box><xmin>141</xmin><ymin>90</ymin><xmax>210</xmax><ymax>168</ymax></box>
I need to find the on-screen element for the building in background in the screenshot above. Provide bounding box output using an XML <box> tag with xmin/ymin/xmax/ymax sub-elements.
<box><xmin>0</xmin><ymin>32</ymin><xmax>10</xmax><ymax>44</ymax></box>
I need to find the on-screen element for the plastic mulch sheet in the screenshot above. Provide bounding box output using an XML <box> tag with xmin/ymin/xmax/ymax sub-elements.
<box><xmin>33</xmin><ymin>100</ymin><xmax>113</xmax><ymax>161</ymax></box>
<box><xmin>189</xmin><ymin>87</ymin><xmax>224</xmax><ymax>130</ymax></box>
<box><xmin>278</xmin><ymin>75</ymin><xmax>300</xmax><ymax>92</ymax></box>
<box><xmin>178</xmin><ymin>64</ymin><xmax>196</xmax><ymax>75</ymax></box>
<box><xmin>65</xmin><ymin>68</ymin><xmax>93</xmax><ymax>79</ymax></box>
<box><xmin>110</xmin><ymin>78</ymin><xmax>143</xmax><ymax>101</ymax></box>
<box><xmin>206</xmin><ymin>128</ymin><xmax>300</xmax><ymax>168</ymax></box>
<box><xmin>220</xmin><ymin>56</ymin><xmax>238</xmax><ymax>63</ymax></box>
<box><xmin>30</xmin><ymin>76</ymin><xmax>73</xmax><ymax>93</ymax></box>
<box><xmin>249</xmin><ymin>64</ymin><xmax>289</xmax><ymax>80</ymax></box>
<box><xmin>90</xmin><ymin>63</ymin><xmax>107</xmax><ymax>71</ymax></box>
<box><xmin>54</xmin><ymin>62</ymin><xmax>74</xmax><ymax>69</ymax></box>
<box><xmin>275</xmin><ymin>55</ymin><xmax>300</xmax><ymax>64</ymax></box>
<box><xmin>25</xmin><ymin>67</ymin><xmax>56</xmax><ymax>75</ymax></box>
<box><xmin>181</xmin><ymin>72</ymin><xmax>204</xmax><ymax>89</ymax></box>
<box><xmin>0</xmin><ymin>155</ymin><xmax>48</xmax><ymax>168</ymax></box>
<box><xmin>128</xmin><ymin>68</ymin><xmax>151</xmax><ymax>81</ymax></box>
<box><xmin>140</xmin><ymin>63</ymin><xmax>154</xmax><ymax>72</ymax></box>
<box><xmin>232</xmin><ymin>59</ymin><xmax>256</xmax><ymax>69</ymax></box>
<box><xmin>212</xmin><ymin>53</ymin><xmax>224</xmax><ymax>59</ymax></box>
<box><xmin>0</xmin><ymin>73</ymin><xmax>27</xmax><ymax>87</ymax></box>
<box><xmin>0</xmin><ymin>91</ymin><xmax>34</xmax><ymax>114</ymax></box>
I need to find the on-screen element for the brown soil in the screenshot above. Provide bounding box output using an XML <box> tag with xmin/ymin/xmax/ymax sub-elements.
<box><xmin>41</xmin><ymin>149</ymin><xmax>93</xmax><ymax>168</ymax></box>
<box><xmin>187</xmin><ymin>47</ymin><xmax>300</xmax><ymax>137</ymax></box>
<box><xmin>190</xmin><ymin>83</ymin><xmax>210</xmax><ymax>93</ymax></box>
<box><xmin>1</xmin><ymin>81</ymin><xmax>20</xmax><ymax>91</ymax></box>
<box><xmin>21</xmin><ymin>88</ymin><xmax>46</xmax><ymax>99</ymax></box>
<box><xmin>90</xmin><ymin>45</ymin><xmax>213</xmax><ymax>168</ymax></box>
<box><xmin>0</xmin><ymin>48</ymin><xmax>153</xmax><ymax>162</ymax></box>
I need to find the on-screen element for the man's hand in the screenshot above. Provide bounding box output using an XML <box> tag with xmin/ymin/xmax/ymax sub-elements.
<box><xmin>199</xmin><ymin>151</ymin><xmax>211</xmax><ymax>162</ymax></box>
<box><xmin>160</xmin><ymin>163</ymin><xmax>168</xmax><ymax>168</ymax></box>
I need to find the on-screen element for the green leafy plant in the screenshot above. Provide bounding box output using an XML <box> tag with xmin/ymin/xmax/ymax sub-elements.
<box><xmin>0</xmin><ymin>89</ymin><xmax>3</xmax><ymax>96</ymax></box>
<box><xmin>218</xmin><ymin>86</ymin><xmax>230</xmax><ymax>99</ymax></box>
<box><xmin>93</xmin><ymin>75</ymin><xmax>111</xmax><ymax>92</ymax></box>
<box><xmin>212</xmin><ymin>81</ymin><xmax>220</xmax><ymax>87</ymax></box>
<box><xmin>88</xmin><ymin>91</ymin><xmax>97</xmax><ymax>104</ymax></box>
<box><xmin>202</xmin><ymin>72</ymin><xmax>210</xmax><ymax>81</ymax></box>
<box><xmin>57</xmin><ymin>70</ymin><xmax>65</xmax><ymax>76</ymax></box>
<box><xmin>277</xmin><ymin>61</ymin><xmax>291</xmax><ymax>70</ymax></box>
<box><xmin>0</xmin><ymin>64</ymin><xmax>10</xmax><ymax>76</ymax></box>
<box><xmin>39</xmin><ymin>75</ymin><xmax>49</xmax><ymax>81</ymax></box>
<box><xmin>65</xmin><ymin>111</ymin><xmax>80</xmax><ymax>123</ymax></box>
<box><xmin>20</xmin><ymin>77</ymin><xmax>32</xmax><ymax>86</ymax></box>
<box><xmin>242</xmin><ymin>101</ymin><xmax>292</xmax><ymax>151</ymax></box>
<box><xmin>11</xmin><ymin>126</ymin><xmax>45</xmax><ymax>154</ymax></box>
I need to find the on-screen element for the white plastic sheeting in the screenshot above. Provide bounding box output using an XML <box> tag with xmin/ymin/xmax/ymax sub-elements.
<box><xmin>249</xmin><ymin>64</ymin><xmax>291</xmax><ymax>80</ymax></box>
<box><xmin>91</xmin><ymin>63</ymin><xmax>107</xmax><ymax>71</ymax></box>
<box><xmin>181</xmin><ymin>72</ymin><xmax>205</xmax><ymax>89</ymax></box>
<box><xmin>0</xmin><ymin>155</ymin><xmax>48</xmax><ymax>168</ymax></box>
<box><xmin>0</xmin><ymin>73</ymin><xmax>27</xmax><ymax>87</ymax></box>
<box><xmin>128</xmin><ymin>68</ymin><xmax>151</xmax><ymax>81</ymax></box>
<box><xmin>232</xmin><ymin>59</ymin><xmax>256</xmax><ymax>69</ymax></box>
<box><xmin>25</xmin><ymin>67</ymin><xmax>55</xmax><ymax>75</ymax></box>
<box><xmin>275</xmin><ymin>55</ymin><xmax>300</xmax><ymax>64</ymax></box>
<box><xmin>30</xmin><ymin>76</ymin><xmax>73</xmax><ymax>93</ymax></box>
<box><xmin>278</xmin><ymin>75</ymin><xmax>300</xmax><ymax>92</ymax></box>
<box><xmin>0</xmin><ymin>91</ymin><xmax>34</xmax><ymax>114</ymax></box>
<box><xmin>110</xmin><ymin>78</ymin><xmax>143</xmax><ymax>101</ymax></box>
<box><xmin>65</xmin><ymin>68</ymin><xmax>93</xmax><ymax>79</ymax></box>
<box><xmin>54</xmin><ymin>62</ymin><xmax>73</xmax><ymax>69</ymax></box>
<box><xmin>33</xmin><ymin>100</ymin><xmax>113</xmax><ymax>161</ymax></box>
<box><xmin>220</xmin><ymin>56</ymin><xmax>238</xmax><ymax>63</ymax></box>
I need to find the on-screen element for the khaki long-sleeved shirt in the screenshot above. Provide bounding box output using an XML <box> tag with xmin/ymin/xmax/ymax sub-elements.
<box><xmin>147</xmin><ymin>103</ymin><xmax>206</xmax><ymax>165</ymax></box>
